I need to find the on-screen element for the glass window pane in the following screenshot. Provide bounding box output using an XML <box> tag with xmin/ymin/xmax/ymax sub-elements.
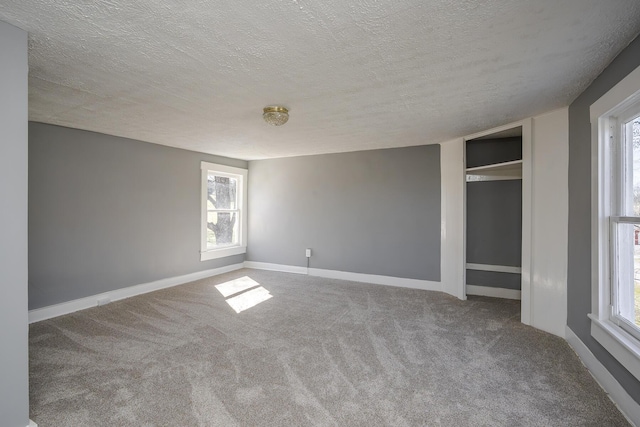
<box><xmin>630</xmin><ymin>116</ymin><xmax>640</xmax><ymax>216</ymax></box>
<box><xmin>206</xmin><ymin>211</ymin><xmax>239</xmax><ymax>249</ymax></box>
<box><xmin>207</xmin><ymin>174</ymin><xmax>238</xmax><ymax>210</ymax></box>
<box><xmin>613</xmin><ymin>222</ymin><xmax>640</xmax><ymax>329</ymax></box>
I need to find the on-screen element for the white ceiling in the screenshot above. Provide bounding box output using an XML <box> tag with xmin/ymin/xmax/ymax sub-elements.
<box><xmin>1</xmin><ymin>1</ymin><xmax>640</xmax><ymax>160</ymax></box>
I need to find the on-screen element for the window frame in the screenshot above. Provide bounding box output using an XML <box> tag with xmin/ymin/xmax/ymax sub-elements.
<box><xmin>590</xmin><ymin>64</ymin><xmax>640</xmax><ymax>381</ymax></box>
<box><xmin>200</xmin><ymin>161</ymin><xmax>248</xmax><ymax>261</ymax></box>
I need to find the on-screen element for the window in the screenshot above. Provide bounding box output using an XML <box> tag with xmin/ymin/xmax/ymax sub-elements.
<box><xmin>200</xmin><ymin>162</ymin><xmax>247</xmax><ymax>261</ymax></box>
<box><xmin>610</xmin><ymin>111</ymin><xmax>640</xmax><ymax>339</ymax></box>
<box><xmin>590</xmin><ymin>65</ymin><xmax>640</xmax><ymax>381</ymax></box>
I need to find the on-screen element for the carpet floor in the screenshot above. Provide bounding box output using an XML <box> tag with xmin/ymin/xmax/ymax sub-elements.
<box><xmin>29</xmin><ymin>269</ymin><xmax>629</xmax><ymax>426</ymax></box>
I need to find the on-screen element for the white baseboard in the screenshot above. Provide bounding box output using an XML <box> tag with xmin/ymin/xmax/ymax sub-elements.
<box><xmin>29</xmin><ymin>420</ymin><xmax>37</xmax><ymax>427</ymax></box>
<box><xmin>309</xmin><ymin>267</ymin><xmax>442</xmax><ymax>292</ymax></box>
<box><xmin>244</xmin><ymin>261</ymin><xmax>442</xmax><ymax>292</ymax></box>
<box><xmin>566</xmin><ymin>326</ymin><xmax>640</xmax><ymax>426</ymax></box>
<box><xmin>466</xmin><ymin>285</ymin><xmax>521</xmax><ymax>300</ymax></box>
<box><xmin>243</xmin><ymin>261</ymin><xmax>308</xmax><ymax>275</ymax></box>
<box><xmin>465</xmin><ymin>263</ymin><xmax>522</xmax><ymax>274</ymax></box>
<box><xmin>28</xmin><ymin>263</ymin><xmax>245</xmax><ymax>323</ymax></box>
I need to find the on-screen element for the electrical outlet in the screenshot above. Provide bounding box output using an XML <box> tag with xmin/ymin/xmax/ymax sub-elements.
<box><xmin>306</xmin><ymin>248</ymin><xmax>312</xmax><ymax>258</ymax></box>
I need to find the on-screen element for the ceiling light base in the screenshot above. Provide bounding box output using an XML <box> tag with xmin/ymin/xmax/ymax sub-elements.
<box><xmin>263</xmin><ymin>106</ymin><xmax>289</xmax><ymax>126</ymax></box>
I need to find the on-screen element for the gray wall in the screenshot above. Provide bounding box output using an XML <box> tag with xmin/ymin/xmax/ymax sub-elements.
<box><xmin>466</xmin><ymin>180</ymin><xmax>522</xmax><ymax>267</ymax></box>
<box><xmin>29</xmin><ymin>123</ymin><xmax>247</xmax><ymax>310</ymax></box>
<box><xmin>465</xmin><ymin>270</ymin><xmax>521</xmax><ymax>290</ymax></box>
<box><xmin>247</xmin><ymin>145</ymin><xmax>441</xmax><ymax>281</ymax></box>
<box><xmin>568</xmin><ymin>34</ymin><xmax>640</xmax><ymax>403</ymax></box>
<box><xmin>466</xmin><ymin>137</ymin><xmax>522</xmax><ymax>168</ymax></box>
<box><xmin>0</xmin><ymin>21</ymin><xmax>29</xmax><ymax>427</ymax></box>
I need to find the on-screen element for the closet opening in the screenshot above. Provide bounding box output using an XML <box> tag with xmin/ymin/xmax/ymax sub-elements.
<box><xmin>465</xmin><ymin>127</ymin><xmax>523</xmax><ymax>301</ymax></box>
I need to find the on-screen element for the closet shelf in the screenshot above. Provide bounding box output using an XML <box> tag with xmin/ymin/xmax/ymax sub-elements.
<box><xmin>466</xmin><ymin>159</ymin><xmax>522</xmax><ymax>182</ymax></box>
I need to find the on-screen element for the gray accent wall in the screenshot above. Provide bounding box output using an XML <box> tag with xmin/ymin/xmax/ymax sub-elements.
<box><xmin>466</xmin><ymin>137</ymin><xmax>522</xmax><ymax>168</ymax></box>
<box><xmin>0</xmin><ymin>21</ymin><xmax>29</xmax><ymax>427</ymax></box>
<box><xmin>29</xmin><ymin>123</ymin><xmax>247</xmax><ymax>310</ymax></box>
<box><xmin>568</xmin><ymin>34</ymin><xmax>640</xmax><ymax>403</ymax></box>
<box><xmin>466</xmin><ymin>270</ymin><xmax>521</xmax><ymax>290</ymax></box>
<box><xmin>247</xmin><ymin>145</ymin><xmax>441</xmax><ymax>281</ymax></box>
<box><xmin>466</xmin><ymin>180</ymin><xmax>522</xmax><ymax>267</ymax></box>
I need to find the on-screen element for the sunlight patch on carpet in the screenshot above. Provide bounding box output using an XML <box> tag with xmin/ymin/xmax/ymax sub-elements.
<box><xmin>215</xmin><ymin>276</ymin><xmax>273</xmax><ymax>313</ymax></box>
<box><xmin>215</xmin><ymin>276</ymin><xmax>261</xmax><ymax>298</ymax></box>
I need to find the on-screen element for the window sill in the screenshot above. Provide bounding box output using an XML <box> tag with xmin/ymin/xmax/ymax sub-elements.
<box><xmin>588</xmin><ymin>313</ymin><xmax>640</xmax><ymax>381</ymax></box>
<box><xmin>200</xmin><ymin>245</ymin><xmax>246</xmax><ymax>261</ymax></box>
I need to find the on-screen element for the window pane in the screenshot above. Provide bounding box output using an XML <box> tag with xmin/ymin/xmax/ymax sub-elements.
<box><xmin>206</xmin><ymin>211</ymin><xmax>239</xmax><ymax>249</ymax></box>
<box><xmin>630</xmin><ymin>117</ymin><xmax>640</xmax><ymax>216</ymax></box>
<box><xmin>207</xmin><ymin>174</ymin><xmax>237</xmax><ymax>210</ymax></box>
<box><xmin>613</xmin><ymin>222</ymin><xmax>640</xmax><ymax>329</ymax></box>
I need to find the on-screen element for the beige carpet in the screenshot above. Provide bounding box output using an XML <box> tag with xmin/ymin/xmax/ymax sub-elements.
<box><xmin>29</xmin><ymin>269</ymin><xmax>629</xmax><ymax>426</ymax></box>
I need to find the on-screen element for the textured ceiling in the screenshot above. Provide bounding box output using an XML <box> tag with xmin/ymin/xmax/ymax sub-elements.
<box><xmin>1</xmin><ymin>1</ymin><xmax>640</xmax><ymax>160</ymax></box>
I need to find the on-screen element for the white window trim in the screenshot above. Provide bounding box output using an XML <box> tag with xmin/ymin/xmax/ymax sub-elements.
<box><xmin>590</xmin><ymin>64</ymin><xmax>640</xmax><ymax>381</ymax></box>
<box><xmin>200</xmin><ymin>162</ymin><xmax>248</xmax><ymax>261</ymax></box>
